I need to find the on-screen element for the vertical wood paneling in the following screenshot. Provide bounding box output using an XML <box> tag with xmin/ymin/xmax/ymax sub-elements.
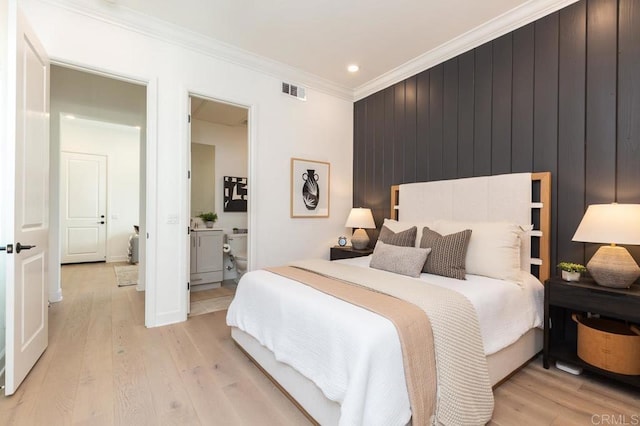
<box><xmin>416</xmin><ymin>71</ymin><xmax>430</xmax><ymax>182</ymax></box>
<box><xmin>458</xmin><ymin>51</ymin><xmax>475</xmax><ymax>178</ymax></box>
<box><xmin>585</xmin><ymin>0</ymin><xmax>618</xmax><ymax>260</ymax></box>
<box><xmin>393</xmin><ymin>82</ymin><xmax>406</xmax><ymax>184</ymax></box>
<box><xmin>443</xmin><ymin>58</ymin><xmax>459</xmax><ymax>179</ymax></box>
<box><xmin>617</xmin><ymin>0</ymin><xmax>640</xmax><ymax>203</ymax></box>
<box><xmin>585</xmin><ymin>0</ymin><xmax>617</xmax><ymax>205</ymax></box>
<box><xmin>491</xmin><ymin>34</ymin><xmax>513</xmax><ymax>175</ymax></box>
<box><xmin>352</xmin><ymin>0</ymin><xmax>640</xmax><ymax>266</ymax></box>
<box><xmin>371</xmin><ymin>91</ymin><xmax>386</xmax><ymax>225</ymax></box>
<box><xmin>428</xmin><ymin>65</ymin><xmax>444</xmax><ymax>181</ymax></box>
<box><xmin>557</xmin><ymin>1</ymin><xmax>586</xmax><ymax>264</ymax></box>
<box><xmin>404</xmin><ymin>76</ymin><xmax>417</xmax><ymax>183</ymax></box>
<box><xmin>511</xmin><ymin>24</ymin><xmax>535</xmax><ymax>173</ymax></box>
<box><xmin>363</xmin><ymin>96</ymin><xmax>376</xmax><ymax>208</ymax></box>
<box><xmin>617</xmin><ymin>0</ymin><xmax>640</xmax><ymax>261</ymax></box>
<box><xmin>473</xmin><ymin>43</ymin><xmax>493</xmax><ymax>176</ymax></box>
<box><xmin>353</xmin><ymin>101</ymin><xmax>366</xmax><ymax>206</ymax></box>
<box><xmin>383</xmin><ymin>87</ymin><xmax>395</xmax><ymax>192</ymax></box>
<box><xmin>534</xmin><ymin>13</ymin><xmax>560</xmax><ymax>268</ymax></box>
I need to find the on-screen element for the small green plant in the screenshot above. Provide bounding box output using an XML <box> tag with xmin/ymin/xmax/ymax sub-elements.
<box><xmin>198</xmin><ymin>212</ymin><xmax>218</xmax><ymax>222</ymax></box>
<box><xmin>557</xmin><ymin>262</ymin><xmax>586</xmax><ymax>273</ymax></box>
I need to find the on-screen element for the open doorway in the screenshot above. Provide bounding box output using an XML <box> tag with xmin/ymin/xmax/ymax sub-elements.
<box><xmin>188</xmin><ymin>95</ymin><xmax>248</xmax><ymax>317</ymax></box>
<box><xmin>50</xmin><ymin>65</ymin><xmax>147</xmax><ymax>301</ymax></box>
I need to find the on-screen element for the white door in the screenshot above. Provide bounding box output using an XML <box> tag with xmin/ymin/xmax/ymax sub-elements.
<box><xmin>60</xmin><ymin>152</ymin><xmax>107</xmax><ymax>263</ymax></box>
<box><xmin>0</xmin><ymin>6</ymin><xmax>50</xmax><ymax>395</ymax></box>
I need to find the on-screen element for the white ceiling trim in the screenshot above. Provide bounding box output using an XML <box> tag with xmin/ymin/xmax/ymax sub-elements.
<box><xmin>40</xmin><ymin>0</ymin><xmax>580</xmax><ymax>103</ymax></box>
<box><xmin>37</xmin><ymin>0</ymin><xmax>355</xmax><ymax>100</ymax></box>
<box><xmin>354</xmin><ymin>0</ymin><xmax>581</xmax><ymax>101</ymax></box>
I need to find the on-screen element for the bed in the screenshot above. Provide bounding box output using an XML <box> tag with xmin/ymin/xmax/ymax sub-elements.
<box><xmin>227</xmin><ymin>172</ymin><xmax>551</xmax><ymax>425</ymax></box>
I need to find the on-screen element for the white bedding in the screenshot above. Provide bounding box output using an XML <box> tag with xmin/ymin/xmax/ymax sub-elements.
<box><xmin>340</xmin><ymin>256</ymin><xmax>544</xmax><ymax>355</ymax></box>
<box><xmin>226</xmin><ymin>258</ymin><xmax>543</xmax><ymax>426</ymax></box>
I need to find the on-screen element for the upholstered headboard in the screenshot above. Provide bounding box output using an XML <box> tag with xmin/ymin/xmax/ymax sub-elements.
<box><xmin>390</xmin><ymin>172</ymin><xmax>551</xmax><ymax>283</ymax></box>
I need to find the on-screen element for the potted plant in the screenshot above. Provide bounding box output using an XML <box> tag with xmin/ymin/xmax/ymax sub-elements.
<box><xmin>557</xmin><ymin>262</ymin><xmax>586</xmax><ymax>282</ymax></box>
<box><xmin>198</xmin><ymin>212</ymin><xmax>218</xmax><ymax>228</ymax></box>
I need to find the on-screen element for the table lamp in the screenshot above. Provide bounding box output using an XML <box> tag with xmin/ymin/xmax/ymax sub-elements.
<box><xmin>572</xmin><ymin>203</ymin><xmax>640</xmax><ymax>288</ymax></box>
<box><xmin>345</xmin><ymin>208</ymin><xmax>375</xmax><ymax>250</ymax></box>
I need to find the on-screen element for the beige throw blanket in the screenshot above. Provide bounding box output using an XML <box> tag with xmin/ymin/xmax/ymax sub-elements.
<box><xmin>288</xmin><ymin>259</ymin><xmax>494</xmax><ymax>426</ymax></box>
<box><xmin>267</xmin><ymin>265</ymin><xmax>436</xmax><ymax>425</ymax></box>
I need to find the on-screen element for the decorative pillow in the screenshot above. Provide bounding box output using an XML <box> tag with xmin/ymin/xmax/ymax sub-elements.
<box><xmin>370</xmin><ymin>241</ymin><xmax>431</xmax><ymax>278</ymax></box>
<box><xmin>382</xmin><ymin>218</ymin><xmax>435</xmax><ymax>247</ymax></box>
<box><xmin>432</xmin><ymin>220</ymin><xmax>523</xmax><ymax>284</ymax></box>
<box><xmin>420</xmin><ymin>227</ymin><xmax>472</xmax><ymax>279</ymax></box>
<box><xmin>378</xmin><ymin>225</ymin><xmax>417</xmax><ymax>247</ymax></box>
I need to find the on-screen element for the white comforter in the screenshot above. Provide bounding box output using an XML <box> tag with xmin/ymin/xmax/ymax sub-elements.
<box><xmin>226</xmin><ymin>258</ymin><xmax>543</xmax><ymax>426</ymax></box>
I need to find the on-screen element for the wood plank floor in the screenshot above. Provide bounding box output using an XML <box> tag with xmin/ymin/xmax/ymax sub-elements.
<box><xmin>1</xmin><ymin>262</ymin><xmax>638</xmax><ymax>425</ymax></box>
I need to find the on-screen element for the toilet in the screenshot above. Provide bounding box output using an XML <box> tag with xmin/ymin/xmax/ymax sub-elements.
<box><xmin>227</xmin><ymin>233</ymin><xmax>248</xmax><ymax>281</ymax></box>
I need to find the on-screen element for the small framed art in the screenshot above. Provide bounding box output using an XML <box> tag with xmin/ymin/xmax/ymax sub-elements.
<box><xmin>290</xmin><ymin>158</ymin><xmax>330</xmax><ymax>218</ymax></box>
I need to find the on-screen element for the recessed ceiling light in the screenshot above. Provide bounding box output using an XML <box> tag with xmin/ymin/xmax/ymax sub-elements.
<box><xmin>347</xmin><ymin>64</ymin><xmax>359</xmax><ymax>73</ymax></box>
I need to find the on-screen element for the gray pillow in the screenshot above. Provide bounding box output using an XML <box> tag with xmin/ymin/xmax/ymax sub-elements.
<box><xmin>370</xmin><ymin>241</ymin><xmax>431</xmax><ymax>278</ymax></box>
<box><xmin>378</xmin><ymin>225</ymin><xmax>417</xmax><ymax>247</ymax></box>
<box><xmin>420</xmin><ymin>227</ymin><xmax>472</xmax><ymax>280</ymax></box>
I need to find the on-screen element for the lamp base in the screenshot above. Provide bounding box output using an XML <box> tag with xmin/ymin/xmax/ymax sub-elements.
<box><xmin>351</xmin><ymin>228</ymin><xmax>370</xmax><ymax>250</ymax></box>
<box><xmin>587</xmin><ymin>245</ymin><xmax>640</xmax><ymax>289</ymax></box>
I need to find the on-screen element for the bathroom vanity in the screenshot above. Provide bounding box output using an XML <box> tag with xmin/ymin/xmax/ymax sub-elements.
<box><xmin>190</xmin><ymin>228</ymin><xmax>223</xmax><ymax>288</ymax></box>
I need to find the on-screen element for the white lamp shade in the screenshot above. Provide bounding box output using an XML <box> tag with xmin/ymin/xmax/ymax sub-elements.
<box><xmin>345</xmin><ymin>208</ymin><xmax>375</xmax><ymax>229</ymax></box>
<box><xmin>572</xmin><ymin>203</ymin><xmax>640</xmax><ymax>245</ymax></box>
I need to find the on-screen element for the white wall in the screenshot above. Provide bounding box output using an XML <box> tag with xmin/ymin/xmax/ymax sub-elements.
<box><xmin>60</xmin><ymin>116</ymin><xmax>140</xmax><ymax>262</ymax></box>
<box><xmin>23</xmin><ymin>0</ymin><xmax>354</xmax><ymax>326</ymax></box>
<box><xmin>191</xmin><ymin>119</ymin><xmax>248</xmax><ymax>234</ymax></box>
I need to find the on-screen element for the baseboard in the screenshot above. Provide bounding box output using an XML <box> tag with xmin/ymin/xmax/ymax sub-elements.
<box><xmin>0</xmin><ymin>348</ymin><xmax>5</xmax><ymax>390</ymax></box>
<box><xmin>49</xmin><ymin>288</ymin><xmax>63</xmax><ymax>303</ymax></box>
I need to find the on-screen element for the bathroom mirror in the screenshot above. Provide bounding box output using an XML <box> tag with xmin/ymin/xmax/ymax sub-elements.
<box><xmin>191</xmin><ymin>143</ymin><xmax>216</xmax><ymax>217</ymax></box>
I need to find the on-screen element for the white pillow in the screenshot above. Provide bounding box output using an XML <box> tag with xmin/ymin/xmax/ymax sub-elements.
<box><xmin>431</xmin><ymin>220</ymin><xmax>524</xmax><ymax>284</ymax></box>
<box><xmin>383</xmin><ymin>218</ymin><xmax>435</xmax><ymax>247</ymax></box>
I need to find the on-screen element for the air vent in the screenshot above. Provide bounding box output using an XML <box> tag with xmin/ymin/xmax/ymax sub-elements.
<box><xmin>281</xmin><ymin>81</ymin><xmax>307</xmax><ymax>101</ymax></box>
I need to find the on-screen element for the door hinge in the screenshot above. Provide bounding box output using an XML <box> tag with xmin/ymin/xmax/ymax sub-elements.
<box><xmin>187</xmin><ymin>281</ymin><xmax>190</xmax><ymax>290</ymax></box>
<box><xmin>188</xmin><ymin>170</ymin><xmax>191</xmax><ymax>179</ymax></box>
<box><xmin>188</xmin><ymin>114</ymin><xmax>191</xmax><ymax>123</ymax></box>
<box><xmin>187</xmin><ymin>226</ymin><xmax>190</xmax><ymax>235</ymax></box>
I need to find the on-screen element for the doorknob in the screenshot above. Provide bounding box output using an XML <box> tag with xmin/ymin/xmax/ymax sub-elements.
<box><xmin>97</xmin><ymin>221</ymin><xmax>105</xmax><ymax>224</ymax></box>
<box><xmin>0</xmin><ymin>244</ymin><xmax>13</xmax><ymax>253</ymax></box>
<box><xmin>15</xmin><ymin>242</ymin><xmax>35</xmax><ymax>253</ymax></box>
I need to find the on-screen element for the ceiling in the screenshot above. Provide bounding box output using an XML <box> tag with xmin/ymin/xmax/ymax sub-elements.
<box><xmin>191</xmin><ymin>97</ymin><xmax>247</xmax><ymax>127</ymax></box>
<box><xmin>105</xmin><ymin>0</ymin><xmax>534</xmax><ymax>91</ymax></box>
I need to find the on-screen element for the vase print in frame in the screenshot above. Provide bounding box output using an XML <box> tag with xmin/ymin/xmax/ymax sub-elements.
<box><xmin>291</xmin><ymin>158</ymin><xmax>330</xmax><ymax>218</ymax></box>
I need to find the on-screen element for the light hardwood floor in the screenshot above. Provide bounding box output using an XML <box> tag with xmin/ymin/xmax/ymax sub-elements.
<box><xmin>0</xmin><ymin>262</ymin><xmax>638</xmax><ymax>425</ymax></box>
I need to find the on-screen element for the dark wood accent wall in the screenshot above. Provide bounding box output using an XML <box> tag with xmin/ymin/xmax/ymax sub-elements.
<box><xmin>353</xmin><ymin>0</ymin><xmax>640</xmax><ymax>268</ymax></box>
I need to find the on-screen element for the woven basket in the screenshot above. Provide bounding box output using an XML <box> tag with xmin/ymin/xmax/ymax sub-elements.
<box><xmin>572</xmin><ymin>314</ymin><xmax>640</xmax><ymax>375</ymax></box>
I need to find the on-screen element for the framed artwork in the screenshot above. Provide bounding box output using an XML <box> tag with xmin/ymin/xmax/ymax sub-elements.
<box><xmin>290</xmin><ymin>158</ymin><xmax>330</xmax><ymax>218</ymax></box>
<box><xmin>223</xmin><ymin>176</ymin><xmax>248</xmax><ymax>212</ymax></box>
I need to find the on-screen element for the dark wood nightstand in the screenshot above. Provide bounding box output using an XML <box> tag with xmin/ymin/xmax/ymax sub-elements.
<box><xmin>330</xmin><ymin>246</ymin><xmax>373</xmax><ymax>261</ymax></box>
<box><xmin>543</xmin><ymin>276</ymin><xmax>640</xmax><ymax>388</ymax></box>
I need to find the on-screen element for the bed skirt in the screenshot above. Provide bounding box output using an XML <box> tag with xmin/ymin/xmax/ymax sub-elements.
<box><xmin>230</xmin><ymin>326</ymin><xmax>542</xmax><ymax>425</ymax></box>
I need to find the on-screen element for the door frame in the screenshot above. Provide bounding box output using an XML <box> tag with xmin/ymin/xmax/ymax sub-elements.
<box><xmin>184</xmin><ymin>91</ymin><xmax>255</xmax><ymax>318</ymax></box>
<box><xmin>49</xmin><ymin>60</ymin><xmax>158</xmax><ymax>327</ymax></box>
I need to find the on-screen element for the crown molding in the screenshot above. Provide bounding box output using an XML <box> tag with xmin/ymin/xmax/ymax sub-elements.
<box><xmin>35</xmin><ymin>0</ymin><xmax>354</xmax><ymax>101</ymax></box>
<box><xmin>354</xmin><ymin>0</ymin><xmax>580</xmax><ymax>101</ymax></box>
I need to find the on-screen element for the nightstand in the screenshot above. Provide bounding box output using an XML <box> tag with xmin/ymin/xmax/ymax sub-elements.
<box><xmin>543</xmin><ymin>276</ymin><xmax>640</xmax><ymax>388</ymax></box>
<box><xmin>330</xmin><ymin>246</ymin><xmax>373</xmax><ymax>261</ymax></box>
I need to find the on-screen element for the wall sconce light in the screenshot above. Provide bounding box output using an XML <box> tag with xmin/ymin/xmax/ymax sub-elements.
<box><xmin>572</xmin><ymin>203</ymin><xmax>640</xmax><ymax>288</ymax></box>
